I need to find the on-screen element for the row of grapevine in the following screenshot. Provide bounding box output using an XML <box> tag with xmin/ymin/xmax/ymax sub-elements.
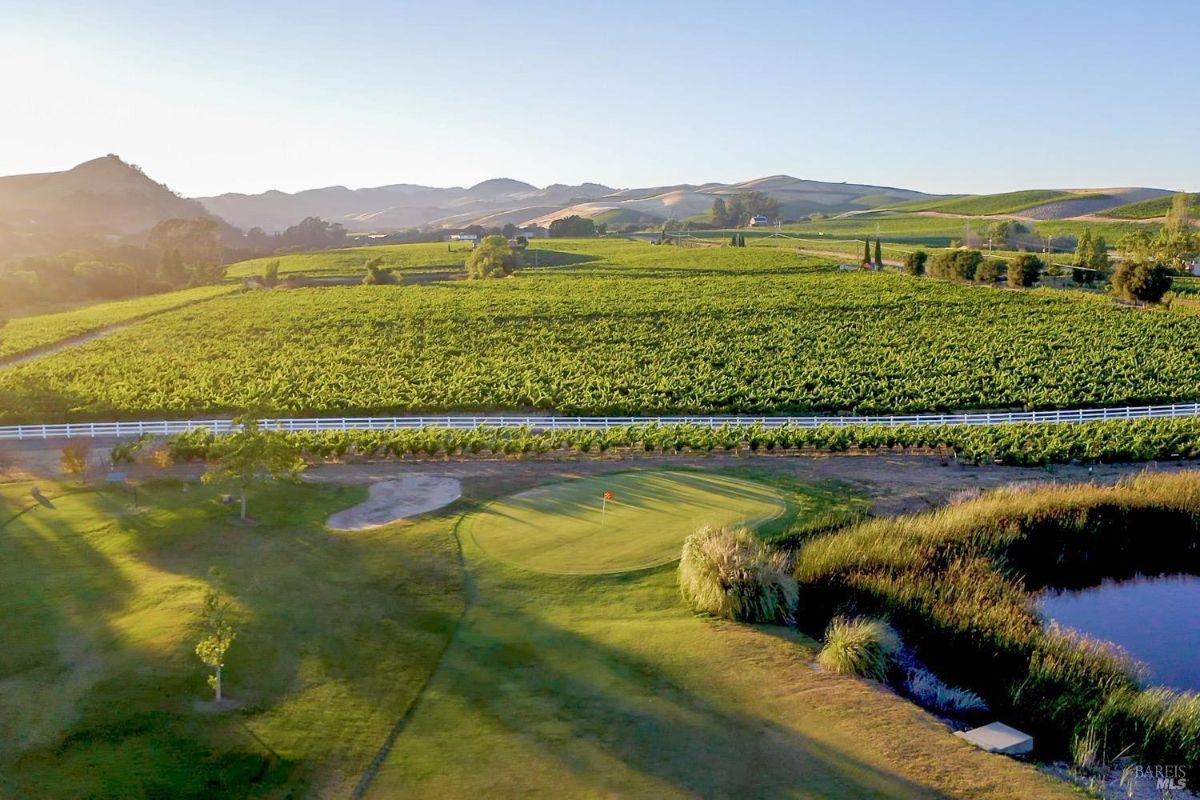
<box><xmin>160</xmin><ymin>418</ymin><xmax>1200</xmax><ymax>467</ymax></box>
<box><xmin>3</xmin><ymin>241</ymin><xmax>1199</xmax><ymax>422</ymax></box>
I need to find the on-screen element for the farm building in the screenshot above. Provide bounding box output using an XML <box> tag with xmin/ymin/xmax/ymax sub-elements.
<box><xmin>748</xmin><ymin>215</ymin><xmax>770</xmax><ymax>227</ymax></box>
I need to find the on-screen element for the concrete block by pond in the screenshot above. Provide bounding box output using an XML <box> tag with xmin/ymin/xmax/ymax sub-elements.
<box><xmin>954</xmin><ymin>722</ymin><xmax>1034</xmax><ymax>755</ymax></box>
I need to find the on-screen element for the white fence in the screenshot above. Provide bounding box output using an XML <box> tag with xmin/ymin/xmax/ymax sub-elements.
<box><xmin>1</xmin><ymin>403</ymin><xmax>1199</xmax><ymax>441</ymax></box>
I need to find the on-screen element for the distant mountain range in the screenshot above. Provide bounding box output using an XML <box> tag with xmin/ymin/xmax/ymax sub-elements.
<box><xmin>0</xmin><ymin>155</ymin><xmax>1184</xmax><ymax>261</ymax></box>
<box><xmin>197</xmin><ymin>174</ymin><xmax>939</xmax><ymax>233</ymax></box>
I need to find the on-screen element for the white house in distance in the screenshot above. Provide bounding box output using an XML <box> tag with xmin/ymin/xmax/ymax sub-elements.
<box><xmin>748</xmin><ymin>215</ymin><xmax>771</xmax><ymax>227</ymax></box>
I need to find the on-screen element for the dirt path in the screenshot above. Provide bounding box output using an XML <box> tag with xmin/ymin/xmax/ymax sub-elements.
<box><xmin>0</xmin><ymin>322</ymin><xmax>144</xmax><ymax>369</ymax></box>
<box><xmin>323</xmin><ymin>475</ymin><xmax>462</xmax><ymax>530</ymax></box>
<box><xmin>0</xmin><ymin>292</ymin><xmax>234</xmax><ymax>370</ymax></box>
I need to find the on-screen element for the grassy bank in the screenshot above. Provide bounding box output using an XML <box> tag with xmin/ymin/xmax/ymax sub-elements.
<box><xmin>794</xmin><ymin>472</ymin><xmax>1200</xmax><ymax>768</ymax></box>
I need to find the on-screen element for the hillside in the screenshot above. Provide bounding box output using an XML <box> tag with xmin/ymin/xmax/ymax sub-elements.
<box><xmin>207</xmin><ymin>174</ymin><xmax>943</xmax><ymax>233</ymax></box>
<box><xmin>199</xmin><ymin>172</ymin><xmax>1185</xmax><ymax>234</ymax></box>
<box><xmin>883</xmin><ymin>187</ymin><xmax>1172</xmax><ymax>219</ymax></box>
<box><xmin>1102</xmin><ymin>192</ymin><xmax>1200</xmax><ymax>220</ymax></box>
<box><xmin>0</xmin><ymin>155</ymin><xmax>213</xmax><ymax>258</ymax></box>
<box><xmin>199</xmin><ymin>179</ymin><xmax>618</xmax><ymax>233</ymax></box>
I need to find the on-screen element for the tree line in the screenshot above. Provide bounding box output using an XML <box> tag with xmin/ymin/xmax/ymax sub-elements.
<box><xmin>879</xmin><ymin>193</ymin><xmax>1198</xmax><ymax>303</ymax></box>
<box><xmin>0</xmin><ymin>215</ymin><xmax>353</xmax><ymax>317</ymax></box>
<box><xmin>710</xmin><ymin>192</ymin><xmax>782</xmax><ymax>227</ymax></box>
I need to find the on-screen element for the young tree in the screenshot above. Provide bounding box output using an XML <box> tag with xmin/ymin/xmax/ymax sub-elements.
<box><xmin>195</xmin><ymin>579</ymin><xmax>236</xmax><ymax>703</ymax></box>
<box><xmin>873</xmin><ymin>238</ymin><xmax>883</xmax><ymax>268</ymax></box>
<box><xmin>1007</xmin><ymin>253</ymin><xmax>1043</xmax><ymax>287</ymax></box>
<box><xmin>262</xmin><ymin>259</ymin><xmax>280</xmax><ymax>288</ymax></box>
<box><xmin>1072</xmin><ymin>231</ymin><xmax>1108</xmax><ymax>284</ymax></box>
<box><xmin>902</xmin><ymin>250</ymin><xmax>928</xmax><ymax>276</ymax></box>
<box><xmin>1166</xmin><ymin>191</ymin><xmax>1193</xmax><ymax>233</ymax></box>
<box><xmin>465</xmin><ymin>235</ymin><xmax>515</xmax><ymax>279</ymax></box>
<box><xmin>61</xmin><ymin>442</ymin><xmax>91</xmax><ymax>483</ymax></box>
<box><xmin>362</xmin><ymin>256</ymin><xmax>396</xmax><ymax>285</ymax></box>
<box><xmin>1117</xmin><ymin>229</ymin><xmax>1155</xmax><ymax>263</ymax></box>
<box><xmin>202</xmin><ymin>416</ymin><xmax>303</xmax><ymax>520</ymax></box>
<box><xmin>862</xmin><ymin>239</ymin><xmax>871</xmax><ymax>266</ymax></box>
<box><xmin>1111</xmin><ymin>260</ymin><xmax>1172</xmax><ymax>303</ymax></box>
<box><xmin>711</xmin><ymin>197</ymin><xmax>729</xmax><ymax>227</ymax></box>
<box><xmin>729</xmin><ymin>233</ymin><xmax>738</xmax><ymax>246</ymax></box>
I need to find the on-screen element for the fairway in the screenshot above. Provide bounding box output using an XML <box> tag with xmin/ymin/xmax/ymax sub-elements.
<box><xmin>0</xmin><ymin>479</ymin><xmax>464</xmax><ymax>799</ymax></box>
<box><xmin>462</xmin><ymin>471</ymin><xmax>787</xmax><ymax>574</ymax></box>
<box><xmin>366</xmin><ymin>470</ymin><xmax>1073</xmax><ymax>799</ymax></box>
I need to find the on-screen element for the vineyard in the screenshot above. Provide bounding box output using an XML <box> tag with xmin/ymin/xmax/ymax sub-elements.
<box><xmin>0</xmin><ymin>284</ymin><xmax>239</xmax><ymax>360</ymax></box>
<box><xmin>159</xmin><ymin>417</ymin><xmax>1200</xmax><ymax>467</ymax></box>
<box><xmin>226</xmin><ymin>241</ymin><xmax>475</xmax><ymax>278</ymax></box>
<box><xmin>2</xmin><ymin>240</ymin><xmax>1200</xmax><ymax>422</ymax></box>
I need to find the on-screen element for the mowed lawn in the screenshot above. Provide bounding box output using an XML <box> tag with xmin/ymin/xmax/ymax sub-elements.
<box><xmin>463</xmin><ymin>471</ymin><xmax>788</xmax><ymax>574</ymax></box>
<box><xmin>0</xmin><ymin>479</ymin><xmax>464</xmax><ymax>799</ymax></box>
<box><xmin>366</xmin><ymin>470</ymin><xmax>1073</xmax><ymax>799</ymax></box>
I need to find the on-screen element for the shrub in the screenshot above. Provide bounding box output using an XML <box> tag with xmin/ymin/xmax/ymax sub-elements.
<box><xmin>61</xmin><ymin>442</ymin><xmax>91</xmax><ymax>482</ymax></box>
<box><xmin>466</xmin><ymin>235</ymin><xmax>516</xmax><ymax>279</ymax></box>
<box><xmin>929</xmin><ymin>249</ymin><xmax>983</xmax><ymax>282</ymax></box>
<box><xmin>902</xmin><ymin>250</ymin><xmax>928</xmax><ymax>276</ymax></box>
<box><xmin>975</xmin><ymin>259</ymin><xmax>1003</xmax><ymax>283</ymax></box>
<box><xmin>1007</xmin><ymin>254</ymin><xmax>1043</xmax><ymax>287</ymax></box>
<box><xmin>110</xmin><ymin>433</ymin><xmax>153</xmax><ymax>465</ymax></box>
<box><xmin>363</xmin><ymin>257</ymin><xmax>397</xmax><ymax>285</ymax></box>
<box><xmin>678</xmin><ymin>525</ymin><xmax>797</xmax><ymax>624</ymax></box>
<box><xmin>816</xmin><ymin>617</ymin><xmax>901</xmax><ymax>681</ymax></box>
<box><xmin>1111</xmin><ymin>260</ymin><xmax>1172</xmax><ymax>303</ymax></box>
<box><xmin>905</xmin><ymin>667</ymin><xmax>988</xmax><ymax>715</ymax></box>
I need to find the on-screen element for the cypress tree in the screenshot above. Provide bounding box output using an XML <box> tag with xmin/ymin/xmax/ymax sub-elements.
<box><xmin>874</xmin><ymin>238</ymin><xmax>883</xmax><ymax>267</ymax></box>
<box><xmin>730</xmin><ymin>233</ymin><xmax>738</xmax><ymax>246</ymax></box>
<box><xmin>863</xmin><ymin>239</ymin><xmax>871</xmax><ymax>264</ymax></box>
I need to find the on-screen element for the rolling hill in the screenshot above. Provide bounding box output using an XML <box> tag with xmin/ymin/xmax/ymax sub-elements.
<box><xmin>201</xmin><ymin>174</ymin><xmax>945</xmax><ymax>233</ymax></box>
<box><xmin>0</xmin><ymin>156</ymin><xmax>1189</xmax><ymax>264</ymax></box>
<box><xmin>0</xmin><ymin>155</ymin><xmax>214</xmax><ymax>258</ymax></box>
<box><xmin>883</xmin><ymin>187</ymin><xmax>1173</xmax><ymax>219</ymax></box>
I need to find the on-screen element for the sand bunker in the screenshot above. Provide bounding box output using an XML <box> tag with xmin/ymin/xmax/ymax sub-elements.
<box><xmin>326</xmin><ymin>476</ymin><xmax>462</xmax><ymax>531</ymax></box>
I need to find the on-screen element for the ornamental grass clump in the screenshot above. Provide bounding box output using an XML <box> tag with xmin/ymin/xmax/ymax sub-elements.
<box><xmin>816</xmin><ymin>617</ymin><xmax>901</xmax><ymax>681</ymax></box>
<box><xmin>904</xmin><ymin>667</ymin><xmax>989</xmax><ymax>715</ymax></box>
<box><xmin>678</xmin><ymin>525</ymin><xmax>797</xmax><ymax>624</ymax></box>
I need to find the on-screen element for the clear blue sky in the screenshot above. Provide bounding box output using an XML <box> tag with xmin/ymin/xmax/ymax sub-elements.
<box><xmin>3</xmin><ymin>0</ymin><xmax>1197</xmax><ymax>196</ymax></box>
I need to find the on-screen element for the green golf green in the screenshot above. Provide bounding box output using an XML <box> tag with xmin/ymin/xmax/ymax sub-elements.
<box><xmin>462</xmin><ymin>470</ymin><xmax>788</xmax><ymax>574</ymax></box>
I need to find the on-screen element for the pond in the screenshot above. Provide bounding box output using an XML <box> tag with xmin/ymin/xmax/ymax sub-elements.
<box><xmin>1038</xmin><ymin>574</ymin><xmax>1200</xmax><ymax>693</ymax></box>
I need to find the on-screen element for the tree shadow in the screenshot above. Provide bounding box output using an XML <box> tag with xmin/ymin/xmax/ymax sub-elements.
<box><xmin>2</xmin><ymin>480</ymin><xmax>466</xmax><ymax>799</ymax></box>
<box><xmin>371</xmin><ymin>594</ymin><xmax>952</xmax><ymax>799</ymax></box>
